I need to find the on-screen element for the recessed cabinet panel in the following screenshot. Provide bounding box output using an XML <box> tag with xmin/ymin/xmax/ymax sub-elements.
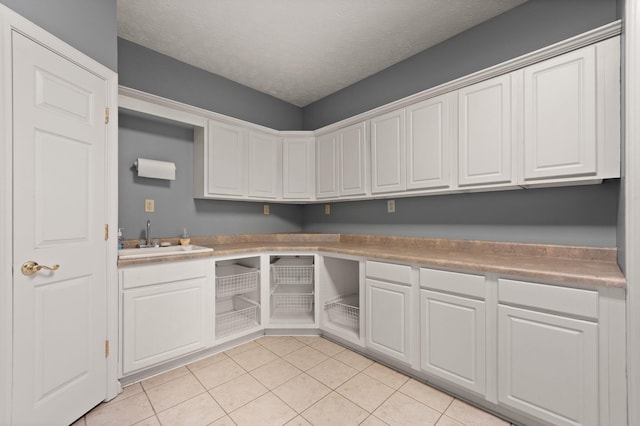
<box><xmin>207</xmin><ymin>120</ymin><xmax>246</xmax><ymax>196</ymax></box>
<box><xmin>371</xmin><ymin>109</ymin><xmax>406</xmax><ymax>194</ymax></box>
<box><xmin>123</xmin><ymin>278</ymin><xmax>208</xmax><ymax>374</ymax></box>
<box><xmin>365</xmin><ymin>278</ymin><xmax>411</xmax><ymax>364</ymax></box>
<box><xmin>458</xmin><ymin>74</ymin><xmax>513</xmax><ymax>186</ymax></box>
<box><xmin>407</xmin><ymin>94</ymin><xmax>451</xmax><ymax>190</ymax></box>
<box><xmin>248</xmin><ymin>131</ymin><xmax>281</xmax><ymax>199</ymax></box>
<box><xmin>340</xmin><ymin>122</ymin><xmax>368</xmax><ymax>196</ymax></box>
<box><xmin>523</xmin><ymin>46</ymin><xmax>597</xmax><ymax>181</ymax></box>
<box><xmin>283</xmin><ymin>137</ymin><xmax>315</xmax><ymax>199</ymax></box>
<box><xmin>421</xmin><ymin>290</ymin><xmax>486</xmax><ymax>395</ymax></box>
<box><xmin>498</xmin><ymin>305</ymin><xmax>599</xmax><ymax>426</ymax></box>
<box><xmin>316</xmin><ymin>133</ymin><xmax>339</xmax><ymax>198</ymax></box>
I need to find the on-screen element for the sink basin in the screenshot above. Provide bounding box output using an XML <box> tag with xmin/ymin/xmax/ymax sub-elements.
<box><xmin>118</xmin><ymin>245</ymin><xmax>213</xmax><ymax>259</ymax></box>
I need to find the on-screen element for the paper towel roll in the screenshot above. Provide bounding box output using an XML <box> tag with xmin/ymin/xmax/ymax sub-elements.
<box><xmin>135</xmin><ymin>158</ymin><xmax>176</xmax><ymax>180</ymax></box>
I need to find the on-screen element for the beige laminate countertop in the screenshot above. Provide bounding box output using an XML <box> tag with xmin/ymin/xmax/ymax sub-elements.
<box><xmin>117</xmin><ymin>233</ymin><xmax>626</xmax><ymax>289</ymax></box>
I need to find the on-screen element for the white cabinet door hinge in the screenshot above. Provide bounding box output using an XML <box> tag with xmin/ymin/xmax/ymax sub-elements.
<box><xmin>104</xmin><ymin>107</ymin><xmax>109</xmax><ymax>124</ymax></box>
<box><xmin>105</xmin><ymin>340</ymin><xmax>110</xmax><ymax>357</ymax></box>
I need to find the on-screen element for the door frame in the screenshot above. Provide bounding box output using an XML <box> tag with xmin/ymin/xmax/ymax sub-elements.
<box><xmin>0</xmin><ymin>5</ymin><xmax>119</xmax><ymax>424</ymax></box>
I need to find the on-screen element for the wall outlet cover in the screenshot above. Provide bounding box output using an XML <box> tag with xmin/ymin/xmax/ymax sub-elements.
<box><xmin>387</xmin><ymin>199</ymin><xmax>395</xmax><ymax>213</ymax></box>
<box><xmin>145</xmin><ymin>199</ymin><xmax>155</xmax><ymax>212</ymax></box>
<box><xmin>325</xmin><ymin>204</ymin><xmax>331</xmax><ymax>215</ymax></box>
<box><xmin>263</xmin><ymin>204</ymin><xmax>270</xmax><ymax>215</ymax></box>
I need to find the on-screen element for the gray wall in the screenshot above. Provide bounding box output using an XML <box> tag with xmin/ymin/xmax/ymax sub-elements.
<box><xmin>0</xmin><ymin>0</ymin><xmax>117</xmax><ymax>70</ymax></box>
<box><xmin>302</xmin><ymin>0</ymin><xmax>620</xmax><ymax>129</ymax></box>
<box><xmin>303</xmin><ymin>181</ymin><xmax>620</xmax><ymax>247</ymax></box>
<box><xmin>118</xmin><ymin>38</ymin><xmax>302</xmax><ymax>131</ymax></box>
<box><xmin>118</xmin><ymin>112</ymin><xmax>303</xmax><ymax>240</ymax></box>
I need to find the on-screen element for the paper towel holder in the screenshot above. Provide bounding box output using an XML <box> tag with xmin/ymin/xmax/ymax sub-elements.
<box><xmin>133</xmin><ymin>158</ymin><xmax>176</xmax><ymax>180</ymax></box>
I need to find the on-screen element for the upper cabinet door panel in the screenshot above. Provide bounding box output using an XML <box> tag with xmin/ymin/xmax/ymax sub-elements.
<box><xmin>283</xmin><ymin>137</ymin><xmax>315</xmax><ymax>200</ymax></box>
<box><xmin>523</xmin><ymin>46</ymin><xmax>597</xmax><ymax>181</ymax></box>
<box><xmin>207</xmin><ymin>120</ymin><xmax>246</xmax><ymax>196</ymax></box>
<box><xmin>340</xmin><ymin>122</ymin><xmax>368</xmax><ymax>196</ymax></box>
<box><xmin>371</xmin><ymin>109</ymin><xmax>406</xmax><ymax>194</ymax></box>
<box><xmin>316</xmin><ymin>132</ymin><xmax>339</xmax><ymax>198</ymax></box>
<box><xmin>458</xmin><ymin>74</ymin><xmax>513</xmax><ymax>186</ymax></box>
<box><xmin>406</xmin><ymin>94</ymin><xmax>451</xmax><ymax>190</ymax></box>
<box><xmin>248</xmin><ymin>131</ymin><xmax>281</xmax><ymax>199</ymax></box>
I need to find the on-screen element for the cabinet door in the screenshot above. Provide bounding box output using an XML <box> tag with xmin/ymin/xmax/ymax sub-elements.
<box><xmin>371</xmin><ymin>109</ymin><xmax>406</xmax><ymax>194</ymax></box>
<box><xmin>207</xmin><ymin>120</ymin><xmax>246</xmax><ymax>196</ymax></box>
<box><xmin>340</xmin><ymin>122</ymin><xmax>368</xmax><ymax>196</ymax></box>
<box><xmin>458</xmin><ymin>74</ymin><xmax>513</xmax><ymax>186</ymax></box>
<box><xmin>407</xmin><ymin>94</ymin><xmax>451</xmax><ymax>190</ymax></box>
<box><xmin>316</xmin><ymin>132</ymin><xmax>339</xmax><ymax>198</ymax></box>
<box><xmin>498</xmin><ymin>305</ymin><xmax>598</xmax><ymax>426</ymax></box>
<box><xmin>248</xmin><ymin>131</ymin><xmax>281</xmax><ymax>199</ymax></box>
<box><xmin>122</xmin><ymin>278</ymin><xmax>208</xmax><ymax>374</ymax></box>
<box><xmin>365</xmin><ymin>278</ymin><xmax>411</xmax><ymax>364</ymax></box>
<box><xmin>523</xmin><ymin>45</ymin><xmax>597</xmax><ymax>181</ymax></box>
<box><xmin>283</xmin><ymin>137</ymin><xmax>315</xmax><ymax>200</ymax></box>
<box><xmin>420</xmin><ymin>290</ymin><xmax>485</xmax><ymax>395</ymax></box>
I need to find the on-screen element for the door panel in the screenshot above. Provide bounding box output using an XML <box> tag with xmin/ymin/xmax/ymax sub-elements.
<box><xmin>420</xmin><ymin>290</ymin><xmax>486</xmax><ymax>395</ymax></box>
<box><xmin>12</xmin><ymin>31</ymin><xmax>107</xmax><ymax>425</ymax></box>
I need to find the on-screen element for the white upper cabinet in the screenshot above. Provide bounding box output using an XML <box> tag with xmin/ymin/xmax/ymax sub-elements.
<box><xmin>248</xmin><ymin>130</ymin><xmax>281</xmax><ymax>199</ymax></box>
<box><xmin>339</xmin><ymin>122</ymin><xmax>369</xmax><ymax>196</ymax></box>
<box><xmin>316</xmin><ymin>132</ymin><xmax>340</xmax><ymax>199</ymax></box>
<box><xmin>521</xmin><ymin>38</ymin><xmax>620</xmax><ymax>184</ymax></box>
<box><xmin>406</xmin><ymin>94</ymin><xmax>452</xmax><ymax>190</ymax></box>
<box><xmin>283</xmin><ymin>136</ymin><xmax>315</xmax><ymax>200</ymax></box>
<box><xmin>371</xmin><ymin>109</ymin><xmax>406</xmax><ymax>194</ymax></box>
<box><xmin>458</xmin><ymin>73</ymin><xmax>515</xmax><ymax>187</ymax></box>
<box><xmin>316</xmin><ymin>121</ymin><xmax>368</xmax><ymax>199</ymax></box>
<box><xmin>203</xmin><ymin>119</ymin><xmax>246</xmax><ymax>197</ymax></box>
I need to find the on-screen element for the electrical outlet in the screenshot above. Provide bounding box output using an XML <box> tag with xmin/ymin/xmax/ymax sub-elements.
<box><xmin>263</xmin><ymin>204</ymin><xmax>270</xmax><ymax>215</ymax></box>
<box><xmin>324</xmin><ymin>204</ymin><xmax>331</xmax><ymax>215</ymax></box>
<box><xmin>145</xmin><ymin>199</ymin><xmax>155</xmax><ymax>212</ymax></box>
<box><xmin>387</xmin><ymin>199</ymin><xmax>395</xmax><ymax>213</ymax></box>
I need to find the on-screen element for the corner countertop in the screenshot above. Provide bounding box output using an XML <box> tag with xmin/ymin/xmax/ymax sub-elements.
<box><xmin>117</xmin><ymin>233</ymin><xmax>626</xmax><ymax>288</ymax></box>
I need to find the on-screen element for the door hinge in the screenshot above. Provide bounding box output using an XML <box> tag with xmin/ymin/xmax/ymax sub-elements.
<box><xmin>105</xmin><ymin>340</ymin><xmax>110</xmax><ymax>357</ymax></box>
<box><xmin>104</xmin><ymin>224</ymin><xmax>109</xmax><ymax>241</ymax></box>
<box><xmin>104</xmin><ymin>107</ymin><xmax>109</xmax><ymax>124</ymax></box>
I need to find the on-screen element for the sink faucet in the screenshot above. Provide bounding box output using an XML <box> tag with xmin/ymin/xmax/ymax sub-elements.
<box><xmin>146</xmin><ymin>219</ymin><xmax>152</xmax><ymax>246</ymax></box>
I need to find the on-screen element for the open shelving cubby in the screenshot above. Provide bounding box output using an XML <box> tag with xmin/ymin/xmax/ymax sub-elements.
<box><xmin>214</xmin><ymin>256</ymin><xmax>261</xmax><ymax>339</ymax></box>
<box><xmin>269</xmin><ymin>255</ymin><xmax>315</xmax><ymax>325</ymax></box>
<box><xmin>320</xmin><ymin>256</ymin><xmax>362</xmax><ymax>344</ymax></box>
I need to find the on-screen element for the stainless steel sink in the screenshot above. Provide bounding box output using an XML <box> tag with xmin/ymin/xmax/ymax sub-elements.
<box><xmin>118</xmin><ymin>245</ymin><xmax>213</xmax><ymax>259</ymax></box>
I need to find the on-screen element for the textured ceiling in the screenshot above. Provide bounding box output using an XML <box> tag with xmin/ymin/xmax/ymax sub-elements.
<box><xmin>117</xmin><ymin>0</ymin><xmax>526</xmax><ymax>107</ymax></box>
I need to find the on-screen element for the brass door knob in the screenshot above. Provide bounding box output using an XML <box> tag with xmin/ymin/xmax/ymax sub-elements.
<box><xmin>21</xmin><ymin>261</ymin><xmax>60</xmax><ymax>276</ymax></box>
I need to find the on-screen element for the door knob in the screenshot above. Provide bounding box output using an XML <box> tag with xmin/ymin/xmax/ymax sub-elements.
<box><xmin>21</xmin><ymin>261</ymin><xmax>60</xmax><ymax>276</ymax></box>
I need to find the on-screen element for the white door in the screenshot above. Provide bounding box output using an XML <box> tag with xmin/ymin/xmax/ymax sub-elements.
<box><xmin>283</xmin><ymin>137</ymin><xmax>315</xmax><ymax>200</ymax></box>
<box><xmin>458</xmin><ymin>74</ymin><xmax>514</xmax><ymax>186</ymax></box>
<box><xmin>371</xmin><ymin>109</ymin><xmax>406</xmax><ymax>194</ymax></box>
<box><xmin>207</xmin><ymin>120</ymin><xmax>246</xmax><ymax>196</ymax></box>
<box><xmin>420</xmin><ymin>290</ymin><xmax>486</xmax><ymax>395</ymax></box>
<box><xmin>406</xmin><ymin>94</ymin><xmax>451</xmax><ymax>190</ymax></box>
<box><xmin>12</xmin><ymin>32</ymin><xmax>108</xmax><ymax>425</ymax></box>
<box><xmin>365</xmin><ymin>279</ymin><xmax>411</xmax><ymax>364</ymax></box>
<box><xmin>498</xmin><ymin>305</ymin><xmax>599</xmax><ymax>426</ymax></box>
<box><xmin>316</xmin><ymin>132</ymin><xmax>339</xmax><ymax>198</ymax></box>
<box><xmin>248</xmin><ymin>130</ymin><xmax>281</xmax><ymax>199</ymax></box>
<box><xmin>523</xmin><ymin>45</ymin><xmax>597</xmax><ymax>181</ymax></box>
<box><xmin>339</xmin><ymin>122</ymin><xmax>368</xmax><ymax>196</ymax></box>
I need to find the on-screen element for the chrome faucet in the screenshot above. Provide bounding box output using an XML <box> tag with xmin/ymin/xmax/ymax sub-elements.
<box><xmin>139</xmin><ymin>220</ymin><xmax>158</xmax><ymax>248</ymax></box>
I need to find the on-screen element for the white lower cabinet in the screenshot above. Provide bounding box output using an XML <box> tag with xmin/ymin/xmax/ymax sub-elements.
<box><xmin>420</xmin><ymin>290</ymin><xmax>486</xmax><ymax>395</ymax></box>
<box><xmin>497</xmin><ymin>278</ymin><xmax>600</xmax><ymax>426</ymax></box>
<box><xmin>365</xmin><ymin>261</ymin><xmax>412</xmax><ymax>364</ymax></box>
<box><xmin>419</xmin><ymin>268</ymin><xmax>486</xmax><ymax>396</ymax></box>
<box><xmin>120</xmin><ymin>259</ymin><xmax>214</xmax><ymax>375</ymax></box>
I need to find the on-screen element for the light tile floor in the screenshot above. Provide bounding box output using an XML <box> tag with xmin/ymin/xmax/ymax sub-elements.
<box><xmin>73</xmin><ymin>336</ymin><xmax>510</xmax><ymax>426</ymax></box>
